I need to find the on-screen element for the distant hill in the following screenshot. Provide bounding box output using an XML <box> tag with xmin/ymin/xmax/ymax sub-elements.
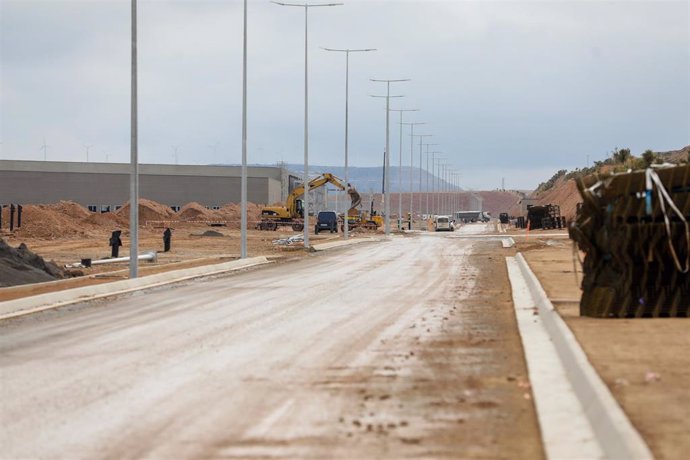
<box><xmin>280</xmin><ymin>163</ymin><xmax>456</xmax><ymax>193</ymax></box>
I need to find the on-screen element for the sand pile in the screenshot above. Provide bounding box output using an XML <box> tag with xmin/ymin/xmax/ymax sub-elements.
<box><xmin>178</xmin><ymin>202</ymin><xmax>219</xmax><ymax>221</ymax></box>
<box><xmin>116</xmin><ymin>198</ymin><xmax>176</xmax><ymax>223</ymax></box>
<box><xmin>12</xmin><ymin>202</ymin><xmax>90</xmax><ymax>238</ymax></box>
<box><xmin>217</xmin><ymin>202</ymin><xmax>263</xmax><ymax>229</ymax></box>
<box><xmin>0</xmin><ymin>238</ymin><xmax>69</xmax><ymax>287</ymax></box>
<box><xmin>81</xmin><ymin>212</ymin><xmax>128</xmax><ymax>229</ymax></box>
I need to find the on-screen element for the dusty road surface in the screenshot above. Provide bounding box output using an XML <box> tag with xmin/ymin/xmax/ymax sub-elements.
<box><xmin>0</xmin><ymin>231</ymin><xmax>542</xmax><ymax>459</ymax></box>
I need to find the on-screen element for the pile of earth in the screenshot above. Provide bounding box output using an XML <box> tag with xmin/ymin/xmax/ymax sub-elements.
<box><xmin>532</xmin><ymin>176</ymin><xmax>580</xmax><ymax>221</ymax></box>
<box><xmin>5</xmin><ymin>199</ymin><xmax>265</xmax><ymax>238</ymax></box>
<box><xmin>115</xmin><ymin>198</ymin><xmax>177</xmax><ymax>223</ymax></box>
<box><xmin>0</xmin><ymin>238</ymin><xmax>70</xmax><ymax>287</ymax></box>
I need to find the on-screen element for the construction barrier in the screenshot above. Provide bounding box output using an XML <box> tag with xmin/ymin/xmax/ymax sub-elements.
<box><xmin>570</xmin><ymin>165</ymin><xmax>690</xmax><ymax>317</ymax></box>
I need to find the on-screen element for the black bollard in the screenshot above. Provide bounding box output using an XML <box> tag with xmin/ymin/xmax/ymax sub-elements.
<box><xmin>9</xmin><ymin>204</ymin><xmax>15</xmax><ymax>232</ymax></box>
<box><xmin>163</xmin><ymin>227</ymin><xmax>172</xmax><ymax>252</ymax></box>
<box><xmin>109</xmin><ymin>230</ymin><xmax>123</xmax><ymax>258</ymax></box>
<box><xmin>17</xmin><ymin>205</ymin><xmax>22</xmax><ymax>228</ymax></box>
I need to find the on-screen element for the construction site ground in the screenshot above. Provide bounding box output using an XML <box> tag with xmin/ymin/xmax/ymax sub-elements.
<box><xmin>0</xmin><ymin>224</ymin><xmax>381</xmax><ymax>302</ymax></box>
<box><xmin>513</xmin><ymin>229</ymin><xmax>689</xmax><ymax>460</ymax></box>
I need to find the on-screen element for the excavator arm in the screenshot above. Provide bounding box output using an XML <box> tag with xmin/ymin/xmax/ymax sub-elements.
<box><xmin>285</xmin><ymin>173</ymin><xmax>349</xmax><ymax>218</ymax></box>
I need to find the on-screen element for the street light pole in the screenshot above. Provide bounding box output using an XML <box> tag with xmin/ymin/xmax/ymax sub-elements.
<box><xmin>240</xmin><ymin>0</ymin><xmax>248</xmax><ymax>259</ymax></box>
<box><xmin>411</xmin><ymin>134</ymin><xmax>432</xmax><ymax>219</ymax></box>
<box><xmin>390</xmin><ymin>109</ymin><xmax>418</xmax><ymax>229</ymax></box>
<box><xmin>429</xmin><ymin>151</ymin><xmax>442</xmax><ymax>217</ymax></box>
<box><xmin>371</xmin><ymin>78</ymin><xmax>409</xmax><ymax>235</ymax></box>
<box><xmin>273</xmin><ymin>1</ymin><xmax>343</xmax><ymax>248</ymax></box>
<box><xmin>422</xmin><ymin>142</ymin><xmax>438</xmax><ymax>217</ymax></box>
<box><xmin>434</xmin><ymin>155</ymin><xmax>445</xmax><ymax>215</ymax></box>
<box><xmin>401</xmin><ymin>122</ymin><xmax>424</xmax><ymax>218</ymax></box>
<box><xmin>129</xmin><ymin>0</ymin><xmax>139</xmax><ymax>279</ymax></box>
<box><xmin>323</xmin><ymin>47</ymin><xmax>376</xmax><ymax>240</ymax></box>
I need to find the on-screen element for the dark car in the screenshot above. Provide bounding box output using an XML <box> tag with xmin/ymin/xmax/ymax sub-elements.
<box><xmin>315</xmin><ymin>211</ymin><xmax>338</xmax><ymax>234</ymax></box>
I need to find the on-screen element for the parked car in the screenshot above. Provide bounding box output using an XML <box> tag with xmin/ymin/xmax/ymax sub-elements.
<box><xmin>315</xmin><ymin>211</ymin><xmax>338</xmax><ymax>234</ymax></box>
<box><xmin>434</xmin><ymin>215</ymin><xmax>454</xmax><ymax>232</ymax></box>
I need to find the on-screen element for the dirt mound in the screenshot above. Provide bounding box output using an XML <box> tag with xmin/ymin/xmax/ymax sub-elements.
<box><xmin>178</xmin><ymin>202</ymin><xmax>219</xmax><ymax>221</ymax></box>
<box><xmin>533</xmin><ymin>176</ymin><xmax>580</xmax><ymax>221</ymax></box>
<box><xmin>0</xmin><ymin>238</ymin><xmax>69</xmax><ymax>287</ymax></box>
<box><xmin>200</xmin><ymin>230</ymin><xmax>224</xmax><ymax>237</ymax></box>
<box><xmin>11</xmin><ymin>204</ymin><xmax>89</xmax><ymax>239</ymax></box>
<box><xmin>116</xmin><ymin>198</ymin><xmax>176</xmax><ymax>223</ymax></box>
<box><xmin>217</xmin><ymin>202</ymin><xmax>263</xmax><ymax>229</ymax></box>
<box><xmin>81</xmin><ymin>212</ymin><xmax>128</xmax><ymax>229</ymax></box>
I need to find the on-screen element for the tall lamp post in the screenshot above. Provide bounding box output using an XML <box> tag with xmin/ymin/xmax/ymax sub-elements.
<box><xmin>421</xmin><ymin>142</ymin><xmax>438</xmax><ymax>217</ymax></box>
<box><xmin>370</xmin><ymin>78</ymin><xmax>409</xmax><ymax>235</ymax></box>
<box><xmin>401</xmin><ymin>122</ymin><xmax>425</xmax><ymax>218</ymax></box>
<box><xmin>390</xmin><ymin>108</ymin><xmax>418</xmax><ymax>229</ymax></box>
<box><xmin>322</xmin><ymin>46</ymin><xmax>376</xmax><ymax>240</ymax></box>
<box><xmin>240</xmin><ymin>0</ymin><xmax>248</xmax><ymax>258</ymax></box>
<box><xmin>428</xmin><ymin>151</ymin><xmax>442</xmax><ymax>217</ymax></box>
<box><xmin>411</xmin><ymin>134</ymin><xmax>432</xmax><ymax>218</ymax></box>
<box><xmin>129</xmin><ymin>0</ymin><xmax>139</xmax><ymax>279</ymax></box>
<box><xmin>272</xmin><ymin>1</ymin><xmax>343</xmax><ymax>248</ymax></box>
<box><xmin>433</xmin><ymin>155</ymin><xmax>445</xmax><ymax>215</ymax></box>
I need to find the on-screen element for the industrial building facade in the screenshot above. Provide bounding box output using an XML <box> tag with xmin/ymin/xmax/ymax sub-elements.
<box><xmin>0</xmin><ymin>160</ymin><xmax>309</xmax><ymax>211</ymax></box>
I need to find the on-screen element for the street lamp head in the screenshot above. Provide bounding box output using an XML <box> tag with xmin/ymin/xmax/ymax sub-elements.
<box><xmin>370</xmin><ymin>78</ymin><xmax>411</xmax><ymax>83</ymax></box>
<box><xmin>272</xmin><ymin>1</ymin><xmax>343</xmax><ymax>6</ymax></box>
<box><xmin>322</xmin><ymin>47</ymin><xmax>377</xmax><ymax>52</ymax></box>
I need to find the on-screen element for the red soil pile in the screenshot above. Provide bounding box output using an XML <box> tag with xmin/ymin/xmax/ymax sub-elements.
<box><xmin>533</xmin><ymin>176</ymin><xmax>580</xmax><ymax>221</ymax></box>
<box><xmin>115</xmin><ymin>198</ymin><xmax>176</xmax><ymax>223</ymax></box>
<box><xmin>217</xmin><ymin>202</ymin><xmax>263</xmax><ymax>229</ymax></box>
<box><xmin>11</xmin><ymin>202</ymin><xmax>90</xmax><ymax>239</ymax></box>
<box><xmin>177</xmin><ymin>202</ymin><xmax>219</xmax><ymax>221</ymax></box>
<box><xmin>81</xmin><ymin>212</ymin><xmax>129</xmax><ymax>229</ymax></box>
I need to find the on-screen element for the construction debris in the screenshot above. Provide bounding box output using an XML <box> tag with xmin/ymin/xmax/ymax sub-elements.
<box><xmin>570</xmin><ymin>164</ymin><xmax>690</xmax><ymax>317</ymax></box>
<box><xmin>0</xmin><ymin>238</ymin><xmax>71</xmax><ymax>287</ymax></box>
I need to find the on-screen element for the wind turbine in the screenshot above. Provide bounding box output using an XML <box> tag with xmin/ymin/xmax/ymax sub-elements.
<box><xmin>40</xmin><ymin>138</ymin><xmax>49</xmax><ymax>160</ymax></box>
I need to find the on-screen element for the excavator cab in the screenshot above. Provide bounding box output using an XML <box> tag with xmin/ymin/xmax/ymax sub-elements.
<box><xmin>296</xmin><ymin>199</ymin><xmax>304</xmax><ymax>218</ymax></box>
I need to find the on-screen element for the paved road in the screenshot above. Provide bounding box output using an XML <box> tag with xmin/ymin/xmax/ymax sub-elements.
<box><xmin>0</xmin><ymin>229</ymin><xmax>542</xmax><ymax>459</ymax></box>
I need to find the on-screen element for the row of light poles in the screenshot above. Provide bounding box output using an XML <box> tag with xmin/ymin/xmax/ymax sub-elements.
<box><xmin>126</xmin><ymin>0</ymin><xmax>462</xmax><ymax>277</ymax></box>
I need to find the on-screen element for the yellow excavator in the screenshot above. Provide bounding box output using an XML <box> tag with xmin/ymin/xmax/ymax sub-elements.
<box><xmin>257</xmin><ymin>173</ymin><xmax>358</xmax><ymax>231</ymax></box>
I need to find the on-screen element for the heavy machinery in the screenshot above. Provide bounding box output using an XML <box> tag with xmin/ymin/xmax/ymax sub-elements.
<box><xmin>526</xmin><ymin>204</ymin><xmax>562</xmax><ymax>230</ymax></box>
<box><xmin>343</xmin><ymin>191</ymin><xmax>383</xmax><ymax>231</ymax></box>
<box><xmin>257</xmin><ymin>173</ymin><xmax>356</xmax><ymax>231</ymax></box>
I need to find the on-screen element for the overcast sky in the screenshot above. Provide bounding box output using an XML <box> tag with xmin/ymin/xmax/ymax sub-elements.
<box><xmin>1</xmin><ymin>0</ymin><xmax>688</xmax><ymax>190</ymax></box>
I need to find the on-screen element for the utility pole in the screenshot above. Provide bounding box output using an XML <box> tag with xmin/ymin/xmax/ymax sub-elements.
<box><xmin>402</xmin><ymin>122</ymin><xmax>425</xmax><ymax>218</ymax></box>
<box><xmin>129</xmin><ymin>0</ymin><xmax>139</xmax><ymax>279</ymax></box>
<box><xmin>323</xmin><ymin>47</ymin><xmax>376</xmax><ymax>240</ymax></box>
<box><xmin>422</xmin><ymin>142</ymin><xmax>438</xmax><ymax>216</ymax></box>
<box><xmin>240</xmin><ymin>0</ymin><xmax>248</xmax><ymax>258</ymax></box>
<box><xmin>411</xmin><ymin>134</ymin><xmax>432</xmax><ymax>219</ymax></box>
<box><xmin>390</xmin><ymin>108</ymin><xmax>418</xmax><ymax>229</ymax></box>
<box><xmin>371</xmin><ymin>78</ymin><xmax>409</xmax><ymax>235</ymax></box>
<box><xmin>273</xmin><ymin>1</ymin><xmax>343</xmax><ymax>248</ymax></box>
<box><xmin>429</xmin><ymin>151</ymin><xmax>442</xmax><ymax>217</ymax></box>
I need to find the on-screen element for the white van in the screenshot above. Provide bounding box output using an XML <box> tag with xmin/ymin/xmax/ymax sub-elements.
<box><xmin>434</xmin><ymin>215</ymin><xmax>454</xmax><ymax>232</ymax></box>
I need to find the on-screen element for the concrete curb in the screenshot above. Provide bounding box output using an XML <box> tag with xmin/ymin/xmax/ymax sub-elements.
<box><xmin>311</xmin><ymin>237</ymin><xmax>380</xmax><ymax>251</ymax></box>
<box><xmin>514</xmin><ymin>253</ymin><xmax>653</xmax><ymax>460</ymax></box>
<box><xmin>0</xmin><ymin>257</ymin><xmax>271</xmax><ymax>320</ymax></box>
